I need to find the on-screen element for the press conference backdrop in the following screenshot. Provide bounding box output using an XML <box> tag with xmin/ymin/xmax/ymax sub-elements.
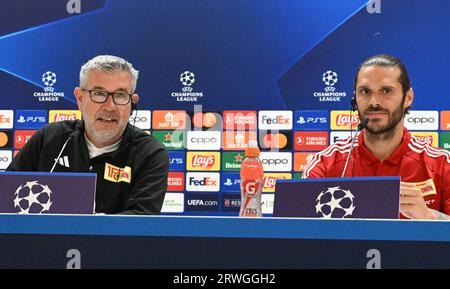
<box><xmin>1</xmin><ymin>0</ymin><xmax>449</xmax><ymax>216</ymax></box>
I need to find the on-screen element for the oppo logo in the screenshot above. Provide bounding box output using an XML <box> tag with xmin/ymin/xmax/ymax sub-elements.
<box><xmin>129</xmin><ymin>116</ymin><xmax>148</xmax><ymax>122</ymax></box>
<box><xmin>261</xmin><ymin>159</ymin><xmax>288</xmax><ymax>165</ymax></box>
<box><xmin>406</xmin><ymin>117</ymin><xmax>435</xmax><ymax>124</ymax></box>
<box><xmin>190</xmin><ymin>137</ymin><xmax>217</xmax><ymax>144</ymax></box>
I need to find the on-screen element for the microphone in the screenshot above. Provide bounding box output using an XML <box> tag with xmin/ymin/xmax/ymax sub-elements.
<box><xmin>50</xmin><ymin>136</ymin><xmax>72</xmax><ymax>173</ymax></box>
<box><xmin>341</xmin><ymin>118</ymin><xmax>369</xmax><ymax>178</ymax></box>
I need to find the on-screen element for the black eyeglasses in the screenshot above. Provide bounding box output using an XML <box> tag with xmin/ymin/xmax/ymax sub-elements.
<box><xmin>81</xmin><ymin>89</ymin><xmax>132</xmax><ymax>105</ymax></box>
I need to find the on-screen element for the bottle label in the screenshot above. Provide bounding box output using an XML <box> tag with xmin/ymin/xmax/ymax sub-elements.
<box><xmin>241</xmin><ymin>178</ymin><xmax>261</xmax><ymax>197</ymax></box>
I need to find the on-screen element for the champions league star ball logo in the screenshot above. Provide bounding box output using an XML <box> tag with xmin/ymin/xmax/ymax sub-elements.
<box><xmin>322</xmin><ymin>70</ymin><xmax>338</xmax><ymax>91</ymax></box>
<box><xmin>315</xmin><ymin>186</ymin><xmax>355</xmax><ymax>218</ymax></box>
<box><xmin>13</xmin><ymin>181</ymin><xmax>53</xmax><ymax>214</ymax></box>
<box><xmin>42</xmin><ymin>71</ymin><xmax>57</xmax><ymax>92</ymax></box>
<box><xmin>180</xmin><ymin>71</ymin><xmax>195</xmax><ymax>91</ymax></box>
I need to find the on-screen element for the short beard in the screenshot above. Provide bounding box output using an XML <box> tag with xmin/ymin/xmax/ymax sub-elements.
<box><xmin>359</xmin><ymin>101</ymin><xmax>405</xmax><ymax>141</ymax></box>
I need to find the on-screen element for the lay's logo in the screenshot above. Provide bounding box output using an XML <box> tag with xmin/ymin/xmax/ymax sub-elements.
<box><xmin>104</xmin><ymin>163</ymin><xmax>132</xmax><ymax>183</ymax></box>
<box><xmin>187</xmin><ymin>152</ymin><xmax>220</xmax><ymax>171</ymax></box>
<box><xmin>49</xmin><ymin>110</ymin><xmax>82</xmax><ymax>123</ymax></box>
<box><xmin>263</xmin><ymin>173</ymin><xmax>292</xmax><ymax>192</ymax></box>
<box><xmin>330</xmin><ymin>111</ymin><xmax>359</xmax><ymax>130</ymax></box>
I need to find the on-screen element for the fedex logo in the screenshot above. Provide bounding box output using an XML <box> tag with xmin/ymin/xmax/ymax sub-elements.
<box><xmin>186</xmin><ymin>172</ymin><xmax>220</xmax><ymax>192</ymax></box>
<box><xmin>15</xmin><ymin>110</ymin><xmax>47</xmax><ymax>129</ymax></box>
<box><xmin>0</xmin><ymin>110</ymin><xmax>13</xmax><ymax>129</ymax></box>
<box><xmin>258</xmin><ymin>111</ymin><xmax>293</xmax><ymax>130</ymax></box>
<box><xmin>168</xmin><ymin>151</ymin><xmax>185</xmax><ymax>171</ymax></box>
<box><xmin>294</xmin><ymin>110</ymin><xmax>328</xmax><ymax>130</ymax></box>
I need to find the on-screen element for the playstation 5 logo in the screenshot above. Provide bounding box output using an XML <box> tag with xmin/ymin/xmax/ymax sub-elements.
<box><xmin>55</xmin><ymin>156</ymin><xmax>70</xmax><ymax>168</ymax></box>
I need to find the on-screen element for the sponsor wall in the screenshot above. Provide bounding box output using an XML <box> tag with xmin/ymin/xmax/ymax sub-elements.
<box><xmin>1</xmin><ymin>0</ymin><xmax>450</xmax><ymax>215</ymax></box>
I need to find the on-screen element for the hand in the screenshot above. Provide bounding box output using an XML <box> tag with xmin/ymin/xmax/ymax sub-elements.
<box><xmin>400</xmin><ymin>182</ymin><xmax>437</xmax><ymax>219</ymax></box>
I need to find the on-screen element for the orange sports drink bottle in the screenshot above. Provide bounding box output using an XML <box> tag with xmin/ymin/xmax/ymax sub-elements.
<box><xmin>239</xmin><ymin>140</ymin><xmax>264</xmax><ymax>217</ymax></box>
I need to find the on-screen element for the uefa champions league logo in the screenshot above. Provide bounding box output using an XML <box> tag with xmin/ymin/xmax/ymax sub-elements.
<box><xmin>322</xmin><ymin>70</ymin><xmax>338</xmax><ymax>92</ymax></box>
<box><xmin>315</xmin><ymin>186</ymin><xmax>355</xmax><ymax>218</ymax></box>
<box><xmin>171</xmin><ymin>70</ymin><xmax>204</xmax><ymax>102</ymax></box>
<box><xmin>42</xmin><ymin>71</ymin><xmax>57</xmax><ymax>92</ymax></box>
<box><xmin>13</xmin><ymin>181</ymin><xmax>53</xmax><ymax>214</ymax></box>
<box><xmin>180</xmin><ymin>71</ymin><xmax>195</xmax><ymax>91</ymax></box>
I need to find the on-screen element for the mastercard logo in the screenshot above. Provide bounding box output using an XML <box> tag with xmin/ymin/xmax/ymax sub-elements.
<box><xmin>0</xmin><ymin>131</ymin><xmax>12</xmax><ymax>148</ymax></box>
<box><xmin>0</xmin><ymin>132</ymin><xmax>8</xmax><ymax>147</ymax></box>
<box><xmin>263</xmin><ymin>133</ymin><xmax>287</xmax><ymax>149</ymax></box>
<box><xmin>193</xmin><ymin>112</ymin><xmax>217</xmax><ymax>128</ymax></box>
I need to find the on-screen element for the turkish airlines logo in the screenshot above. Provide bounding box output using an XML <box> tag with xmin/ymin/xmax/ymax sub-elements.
<box><xmin>167</xmin><ymin>172</ymin><xmax>185</xmax><ymax>191</ymax></box>
<box><xmin>49</xmin><ymin>110</ymin><xmax>81</xmax><ymax>123</ymax></box>
<box><xmin>258</xmin><ymin>111</ymin><xmax>293</xmax><ymax>130</ymax></box>
<box><xmin>223</xmin><ymin>111</ymin><xmax>257</xmax><ymax>130</ymax></box>
<box><xmin>0</xmin><ymin>110</ymin><xmax>13</xmax><ymax>129</ymax></box>
<box><xmin>14</xmin><ymin>130</ymin><xmax>36</xmax><ymax>149</ymax></box>
<box><xmin>294</xmin><ymin>132</ymin><xmax>328</xmax><ymax>151</ymax></box>
<box><xmin>187</xmin><ymin>131</ymin><xmax>221</xmax><ymax>150</ymax></box>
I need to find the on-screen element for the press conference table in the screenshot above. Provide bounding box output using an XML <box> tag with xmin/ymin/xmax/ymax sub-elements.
<box><xmin>1</xmin><ymin>214</ymin><xmax>450</xmax><ymax>269</ymax></box>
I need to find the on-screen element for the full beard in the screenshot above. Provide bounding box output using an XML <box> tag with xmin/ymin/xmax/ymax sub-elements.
<box><xmin>359</xmin><ymin>105</ymin><xmax>405</xmax><ymax>141</ymax></box>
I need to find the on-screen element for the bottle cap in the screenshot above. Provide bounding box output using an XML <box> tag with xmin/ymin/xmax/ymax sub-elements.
<box><xmin>245</xmin><ymin>140</ymin><xmax>260</xmax><ymax>157</ymax></box>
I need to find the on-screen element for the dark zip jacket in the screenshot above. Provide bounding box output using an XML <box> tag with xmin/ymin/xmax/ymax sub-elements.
<box><xmin>7</xmin><ymin>120</ymin><xmax>169</xmax><ymax>215</ymax></box>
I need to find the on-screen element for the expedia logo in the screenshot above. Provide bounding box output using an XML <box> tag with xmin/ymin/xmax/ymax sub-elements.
<box><xmin>104</xmin><ymin>163</ymin><xmax>132</xmax><ymax>183</ymax></box>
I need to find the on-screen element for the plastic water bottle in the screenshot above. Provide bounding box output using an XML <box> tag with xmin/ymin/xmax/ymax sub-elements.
<box><xmin>239</xmin><ymin>140</ymin><xmax>264</xmax><ymax>217</ymax></box>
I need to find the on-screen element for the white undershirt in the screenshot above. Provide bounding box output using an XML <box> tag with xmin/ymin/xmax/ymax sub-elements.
<box><xmin>85</xmin><ymin>134</ymin><xmax>122</xmax><ymax>159</ymax></box>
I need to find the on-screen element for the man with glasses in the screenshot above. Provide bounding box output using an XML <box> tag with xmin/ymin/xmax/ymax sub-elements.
<box><xmin>7</xmin><ymin>55</ymin><xmax>169</xmax><ymax>215</ymax></box>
